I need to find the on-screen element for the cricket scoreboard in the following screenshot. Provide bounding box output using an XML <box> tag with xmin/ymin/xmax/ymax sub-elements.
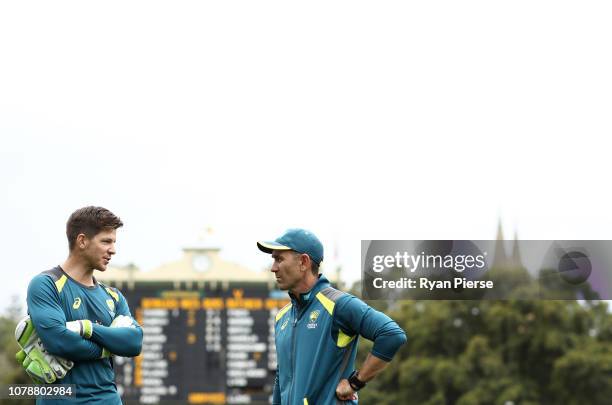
<box><xmin>113</xmin><ymin>282</ymin><xmax>289</xmax><ymax>404</ymax></box>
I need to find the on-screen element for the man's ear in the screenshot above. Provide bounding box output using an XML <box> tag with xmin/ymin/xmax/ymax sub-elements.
<box><xmin>301</xmin><ymin>254</ymin><xmax>312</xmax><ymax>272</ymax></box>
<box><xmin>76</xmin><ymin>233</ymin><xmax>88</xmax><ymax>249</ymax></box>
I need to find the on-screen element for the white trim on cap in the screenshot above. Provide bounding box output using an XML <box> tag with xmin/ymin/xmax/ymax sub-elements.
<box><xmin>257</xmin><ymin>241</ymin><xmax>292</xmax><ymax>253</ymax></box>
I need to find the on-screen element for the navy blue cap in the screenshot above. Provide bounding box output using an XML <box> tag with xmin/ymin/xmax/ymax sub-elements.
<box><xmin>257</xmin><ymin>228</ymin><xmax>324</xmax><ymax>265</ymax></box>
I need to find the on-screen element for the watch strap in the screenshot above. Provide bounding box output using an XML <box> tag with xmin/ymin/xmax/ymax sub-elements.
<box><xmin>348</xmin><ymin>370</ymin><xmax>366</xmax><ymax>391</ymax></box>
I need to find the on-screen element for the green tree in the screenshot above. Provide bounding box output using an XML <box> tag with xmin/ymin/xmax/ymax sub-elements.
<box><xmin>355</xmin><ymin>275</ymin><xmax>612</xmax><ymax>404</ymax></box>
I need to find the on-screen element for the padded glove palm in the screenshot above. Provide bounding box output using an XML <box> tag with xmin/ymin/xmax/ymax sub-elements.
<box><xmin>15</xmin><ymin>316</ymin><xmax>73</xmax><ymax>384</ymax></box>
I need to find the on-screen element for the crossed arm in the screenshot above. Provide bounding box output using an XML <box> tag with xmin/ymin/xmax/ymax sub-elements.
<box><xmin>27</xmin><ymin>275</ymin><xmax>143</xmax><ymax>361</ymax></box>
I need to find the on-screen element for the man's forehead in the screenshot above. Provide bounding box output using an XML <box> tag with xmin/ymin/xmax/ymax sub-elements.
<box><xmin>272</xmin><ymin>250</ymin><xmax>293</xmax><ymax>258</ymax></box>
<box><xmin>93</xmin><ymin>229</ymin><xmax>117</xmax><ymax>239</ymax></box>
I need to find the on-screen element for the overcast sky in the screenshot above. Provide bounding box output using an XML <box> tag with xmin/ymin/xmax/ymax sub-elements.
<box><xmin>1</xmin><ymin>1</ymin><xmax>611</xmax><ymax>312</ymax></box>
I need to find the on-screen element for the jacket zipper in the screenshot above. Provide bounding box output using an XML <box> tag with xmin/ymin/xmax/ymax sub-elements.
<box><xmin>288</xmin><ymin>287</ymin><xmax>321</xmax><ymax>405</ymax></box>
<box><xmin>289</xmin><ymin>304</ymin><xmax>298</xmax><ymax>405</ymax></box>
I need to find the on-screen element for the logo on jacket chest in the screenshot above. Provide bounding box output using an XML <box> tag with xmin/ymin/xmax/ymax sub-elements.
<box><xmin>307</xmin><ymin>310</ymin><xmax>320</xmax><ymax>329</ymax></box>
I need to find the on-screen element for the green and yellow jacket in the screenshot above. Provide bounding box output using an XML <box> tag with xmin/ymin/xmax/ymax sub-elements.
<box><xmin>27</xmin><ymin>266</ymin><xmax>143</xmax><ymax>404</ymax></box>
<box><xmin>273</xmin><ymin>275</ymin><xmax>406</xmax><ymax>405</ymax></box>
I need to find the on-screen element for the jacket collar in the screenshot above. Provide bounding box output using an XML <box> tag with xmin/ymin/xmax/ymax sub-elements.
<box><xmin>289</xmin><ymin>274</ymin><xmax>330</xmax><ymax>309</ymax></box>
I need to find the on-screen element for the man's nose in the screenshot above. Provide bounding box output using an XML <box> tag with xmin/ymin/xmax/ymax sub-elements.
<box><xmin>109</xmin><ymin>244</ymin><xmax>116</xmax><ymax>255</ymax></box>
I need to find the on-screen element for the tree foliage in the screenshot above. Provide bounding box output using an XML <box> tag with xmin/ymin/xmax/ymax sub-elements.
<box><xmin>356</xmin><ymin>271</ymin><xmax>612</xmax><ymax>405</ymax></box>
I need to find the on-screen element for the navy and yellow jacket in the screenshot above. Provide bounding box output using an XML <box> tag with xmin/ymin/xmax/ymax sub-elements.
<box><xmin>27</xmin><ymin>266</ymin><xmax>143</xmax><ymax>404</ymax></box>
<box><xmin>273</xmin><ymin>275</ymin><xmax>406</xmax><ymax>405</ymax></box>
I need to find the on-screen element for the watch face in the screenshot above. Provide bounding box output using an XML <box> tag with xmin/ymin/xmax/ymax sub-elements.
<box><xmin>192</xmin><ymin>254</ymin><xmax>211</xmax><ymax>272</ymax></box>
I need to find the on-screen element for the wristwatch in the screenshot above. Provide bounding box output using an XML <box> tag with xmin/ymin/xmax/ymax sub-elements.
<box><xmin>348</xmin><ymin>370</ymin><xmax>366</xmax><ymax>391</ymax></box>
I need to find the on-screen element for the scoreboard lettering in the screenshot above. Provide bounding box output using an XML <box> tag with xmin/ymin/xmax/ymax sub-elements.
<box><xmin>113</xmin><ymin>283</ymin><xmax>288</xmax><ymax>404</ymax></box>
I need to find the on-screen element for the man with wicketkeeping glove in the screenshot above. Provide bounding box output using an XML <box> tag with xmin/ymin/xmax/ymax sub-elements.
<box><xmin>23</xmin><ymin>206</ymin><xmax>142</xmax><ymax>404</ymax></box>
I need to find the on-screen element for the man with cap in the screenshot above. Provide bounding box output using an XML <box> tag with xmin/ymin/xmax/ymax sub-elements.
<box><xmin>258</xmin><ymin>229</ymin><xmax>407</xmax><ymax>405</ymax></box>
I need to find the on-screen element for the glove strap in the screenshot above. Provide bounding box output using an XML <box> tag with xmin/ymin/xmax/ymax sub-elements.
<box><xmin>81</xmin><ymin>320</ymin><xmax>93</xmax><ymax>339</ymax></box>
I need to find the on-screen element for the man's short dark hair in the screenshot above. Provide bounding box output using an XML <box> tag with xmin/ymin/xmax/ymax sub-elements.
<box><xmin>310</xmin><ymin>260</ymin><xmax>320</xmax><ymax>275</ymax></box>
<box><xmin>293</xmin><ymin>251</ymin><xmax>320</xmax><ymax>275</ymax></box>
<box><xmin>66</xmin><ymin>206</ymin><xmax>123</xmax><ymax>250</ymax></box>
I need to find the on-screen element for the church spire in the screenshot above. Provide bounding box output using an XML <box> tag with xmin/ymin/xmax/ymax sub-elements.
<box><xmin>493</xmin><ymin>218</ymin><xmax>508</xmax><ymax>268</ymax></box>
<box><xmin>511</xmin><ymin>229</ymin><xmax>522</xmax><ymax>267</ymax></box>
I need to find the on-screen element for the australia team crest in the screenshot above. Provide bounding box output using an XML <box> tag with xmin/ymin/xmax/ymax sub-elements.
<box><xmin>307</xmin><ymin>310</ymin><xmax>320</xmax><ymax>329</ymax></box>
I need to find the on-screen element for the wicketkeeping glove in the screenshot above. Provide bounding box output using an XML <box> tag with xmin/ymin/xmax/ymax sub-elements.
<box><xmin>15</xmin><ymin>316</ymin><xmax>73</xmax><ymax>384</ymax></box>
<box><xmin>110</xmin><ymin>314</ymin><xmax>137</xmax><ymax>329</ymax></box>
